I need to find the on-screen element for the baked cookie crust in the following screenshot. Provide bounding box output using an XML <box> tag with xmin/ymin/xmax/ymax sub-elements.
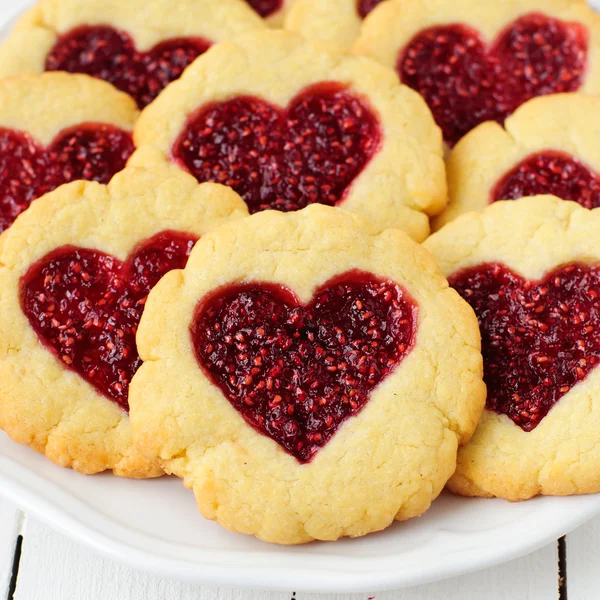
<box><xmin>131</xmin><ymin>30</ymin><xmax>446</xmax><ymax>241</ymax></box>
<box><xmin>435</xmin><ymin>94</ymin><xmax>600</xmax><ymax>229</ymax></box>
<box><xmin>285</xmin><ymin>0</ymin><xmax>388</xmax><ymax>51</ymax></box>
<box><xmin>0</xmin><ymin>165</ymin><xmax>248</xmax><ymax>478</ymax></box>
<box><xmin>425</xmin><ymin>196</ymin><xmax>600</xmax><ymax>500</ymax></box>
<box><xmin>130</xmin><ymin>205</ymin><xmax>485</xmax><ymax>544</ymax></box>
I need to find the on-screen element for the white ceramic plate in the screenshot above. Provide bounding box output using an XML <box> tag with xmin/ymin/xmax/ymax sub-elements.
<box><xmin>2</xmin><ymin>431</ymin><xmax>600</xmax><ymax>593</ymax></box>
<box><xmin>2</xmin><ymin>0</ymin><xmax>600</xmax><ymax>593</ymax></box>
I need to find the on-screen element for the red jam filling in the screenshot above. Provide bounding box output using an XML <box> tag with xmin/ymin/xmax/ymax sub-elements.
<box><xmin>0</xmin><ymin>125</ymin><xmax>134</xmax><ymax>234</ymax></box>
<box><xmin>492</xmin><ymin>151</ymin><xmax>600</xmax><ymax>209</ymax></box>
<box><xmin>244</xmin><ymin>0</ymin><xmax>282</xmax><ymax>18</ymax></box>
<box><xmin>45</xmin><ymin>26</ymin><xmax>211</xmax><ymax>108</ymax></box>
<box><xmin>191</xmin><ymin>271</ymin><xmax>417</xmax><ymax>462</ymax></box>
<box><xmin>449</xmin><ymin>263</ymin><xmax>600</xmax><ymax>430</ymax></box>
<box><xmin>357</xmin><ymin>0</ymin><xmax>385</xmax><ymax>19</ymax></box>
<box><xmin>172</xmin><ymin>82</ymin><xmax>381</xmax><ymax>214</ymax></box>
<box><xmin>21</xmin><ymin>232</ymin><xmax>197</xmax><ymax>411</ymax></box>
<box><xmin>398</xmin><ymin>14</ymin><xmax>588</xmax><ymax>146</ymax></box>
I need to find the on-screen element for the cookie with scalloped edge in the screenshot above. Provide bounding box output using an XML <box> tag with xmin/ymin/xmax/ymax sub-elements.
<box><xmin>131</xmin><ymin>30</ymin><xmax>446</xmax><ymax>241</ymax></box>
<box><xmin>435</xmin><ymin>94</ymin><xmax>600</xmax><ymax>229</ymax></box>
<box><xmin>0</xmin><ymin>164</ymin><xmax>248</xmax><ymax>478</ymax></box>
<box><xmin>425</xmin><ymin>196</ymin><xmax>600</xmax><ymax>500</ymax></box>
<box><xmin>129</xmin><ymin>204</ymin><xmax>485</xmax><ymax>543</ymax></box>
<box><xmin>354</xmin><ymin>0</ymin><xmax>600</xmax><ymax>146</ymax></box>
<box><xmin>0</xmin><ymin>0</ymin><xmax>266</xmax><ymax>108</ymax></box>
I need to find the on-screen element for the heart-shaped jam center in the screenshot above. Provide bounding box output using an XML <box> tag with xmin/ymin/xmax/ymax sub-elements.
<box><xmin>172</xmin><ymin>83</ymin><xmax>381</xmax><ymax>214</ymax></box>
<box><xmin>450</xmin><ymin>263</ymin><xmax>600</xmax><ymax>430</ymax></box>
<box><xmin>191</xmin><ymin>271</ymin><xmax>417</xmax><ymax>462</ymax></box>
<box><xmin>244</xmin><ymin>0</ymin><xmax>282</xmax><ymax>18</ymax></box>
<box><xmin>398</xmin><ymin>14</ymin><xmax>588</xmax><ymax>146</ymax></box>
<box><xmin>357</xmin><ymin>0</ymin><xmax>385</xmax><ymax>19</ymax></box>
<box><xmin>0</xmin><ymin>125</ymin><xmax>134</xmax><ymax>234</ymax></box>
<box><xmin>45</xmin><ymin>26</ymin><xmax>211</xmax><ymax>108</ymax></box>
<box><xmin>21</xmin><ymin>232</ymin><xmax>197</xmax><ymax>411</ymax></box>
<box><xmin>492</xmin><ymin>151</ymin><xmax>600</xmax><ymax>209</ymax></box>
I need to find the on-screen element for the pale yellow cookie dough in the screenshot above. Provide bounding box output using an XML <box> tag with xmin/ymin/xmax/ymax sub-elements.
<box><xmin>129</xmin><ymin>205</ymin><xmax>485</xmax><ymax>544</ymax></box>
<box><xmin>0</xmin><ymin>165</ymin><xmax>248</xmax><ymax>478</ymax></box>
<box><xmin>132</xmin><ymin>30</ymin><xmax>446</xmax><ymax>241</ymax></box>
<box><xmin>0</xmin><ymin>72</ymin><xmax>137</xmax><ymax>146</ymax></box>
<box><xmin>425</xmin><ymin>196</ymin><xmax>600</xmax><ymax>500</ymax></box>
<box><xmin>285</xmin><ymin>0</ymin><xmax>389</xmax><ymax>51</ymax></box>
<box><xmin>0</xmin><ymin>0</ymin><xmax>265</xmax><ymax>78</ymax></box>
<box><xmin>262</xmin><ymin>0</ymin><xmax>296</xmax><ymax>26</ymax></box>
<box><xmin>435</xmin><ymin>94</ymin><xmax>600</xmax><ymax>229</ymax></box>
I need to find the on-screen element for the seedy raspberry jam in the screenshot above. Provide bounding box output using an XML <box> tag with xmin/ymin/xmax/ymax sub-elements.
<box><xmin>244</xmin><ymin>0</ymin><xmax>282</xmax><ymax>18</ymax></box>
<box><xmin>492</xmin><ymin>151</ymin><xmax>600</xmax><ymax>209</ymax></box>
<box><xmin>191</xmin><ymin>271</ymin><xmax>417</xmax><ymax>462</ymax></box>
<box><xmin>398</xmin><ymin>14</ymin><xmax>588</xmax><ymax>146</ymax></box>
<box><xmin>0</xmin><ymin>125</ymin><xmax>134</xmax><ymax>234</ymax></box>
<box><xmin>21</xmin><ymin>232</ymin><xmax>197</xmax><ymax>411</ymax></box>
<box><xmin>450</xmin><ymin>263</ymin><xmax>600</xmax><ymax>430</ymax></box>
<box><xmin>172</xmin><ymin>82</ymin><xmax>381</xmax><ymax>214</ymax></box>
<box><xmin>357</xmin><ymin>0</ymin><xmax>385</xmax><ymax>19</ymax></box>
<box><xmin>45</xmin><ymin>26</ymin><xmax>211</xmax><ymax>108</ymax></box>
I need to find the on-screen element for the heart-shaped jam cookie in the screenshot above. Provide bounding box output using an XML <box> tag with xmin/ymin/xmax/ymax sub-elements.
<box><xmin>492</xmin><ymin>151</ymin><xmax>600</xmax><ymax>209</ymax></box>
<box><xmin>45</xmin><ymin>26</ymin><xmax>211</xmax><ymax>108</ymax></box>
<box><xmin>450</xmin><ymin>262</ymin><xmax>600</xmax><ymax>431</ymax></box>
<box><xmin>433</xmin><ymin>95</ymin><xmax>600</xmax><ymax>230</ymax></box>
<box><xmin>398</xmin><ymin>13</ymin><xmax>587</xmax><ymax>145</ymax></box>
<box><xmin>173</xmin><ymin>83</ymin><xmax>380</xmax><ymax>214</ymax></box>
<box><xmin>192</xmin><ymin>271</ymin><xmax>417</xmax><ymax>462</ymax></box>
<box><xmin>0</xmin><ymin>164</ymin><xmax>244</xmax><ymax>478</ymax></box>
<box><xmin>130</xmin><ymin>206</ymin><xmax>484</xmax><ymax>542</ymax></box>
<box><xmin>425</xmin><ymin>197</ymin><xmax>600</xmax><ymax>499</ymax></box>
<box><xmin>21</xmin><ymin>232</ymin><xmax>197</xmax><ymax>410</ymax></box>
<box><xmin>0</xmin><ymin>125</ymin><xmax>134</xmax><ymax>233</ymax></box>
<box><xmin>134</xmin><ymin>32</ymin><xmax>446</xmax><ymax>238</ymax></box>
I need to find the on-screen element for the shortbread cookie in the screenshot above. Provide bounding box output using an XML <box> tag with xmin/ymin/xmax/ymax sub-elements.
<box><xmin>425</xmin><ymin>197</ymin><xmax>600</xmax><ymax>500</ymax></box>
<box><xmin>435</xmin><ymin>94</ymin><xmax>600</xmax><ymax>229</ymax></box>
<box><xmin>0</xmin><ymin>0</ymin><xmax>265</xmax><ymax>108</ymax></box>
<box><xmin>0</xmin><ymin>165</ymin><xmax>247</xmax><ymax>478</ymax></box>
<box><xmin>354</xmin><ymin>0</ymin><xmax>600</xmax><ymax>146</ymax></box>
<box><xmin>285</xmin><ymin>0</ymin><xmax>388</xmax><ymax>50</ymax></box>
<box><xmin>129</xmin><ymin>205</ymin><xmax>485</xmax><ymax>544</ymax></box>
<box><xmin>132</xmin><ymin>30</ymin><xmax>446</xmax><ymax>241</ymax></box>
<box><xmin>0</xmin><ymin>72</ymin><xmax>136</xmax><ymax>234</ymax></box>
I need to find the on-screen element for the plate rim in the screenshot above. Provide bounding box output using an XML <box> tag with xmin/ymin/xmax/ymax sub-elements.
<box><xmin>2</xmin><ymin>449</ymin><xmax>600</xmax><ymax>593</ymax></box>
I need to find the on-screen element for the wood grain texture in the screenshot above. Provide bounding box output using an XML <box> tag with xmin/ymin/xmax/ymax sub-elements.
<box><xmin>0</xmin><ymin>499</ymin><xmax>23</xmax><ymax>598</ymax></box>
<box><xmin>296</xmin><ymin>542</ymin><xmax>558</xmax><ymax>600</ymax></box>
<box><xmin>566</xmin><ymin>514</ymin><xmax>600</xmax><ymax>600</ymax></box>
<box><xmin>11</xmin><ymin>517</ymin><xmax>560</xmax><ymax>600</ymax></box>
<box><xmin>15</xmin><ymin>518</ymin><xmax>291</xmax><ymax>600</ymax></box>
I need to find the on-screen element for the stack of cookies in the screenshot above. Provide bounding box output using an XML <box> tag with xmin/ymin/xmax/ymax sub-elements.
<box><xmin>0</xmin><ymin>0</ymin><xmax>598</xmax><ymax>545</ymax></box>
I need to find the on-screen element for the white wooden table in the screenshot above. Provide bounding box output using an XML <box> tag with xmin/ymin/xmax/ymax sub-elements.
<box><xmin>1</xmin><ymin>1</ymin><xmax>600</xmax><ymax>598</ymax></box>
<box><xmin>1</xmin><ymin>494</ymin><xmax>600</xmax><ymax>599</ymax></box>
